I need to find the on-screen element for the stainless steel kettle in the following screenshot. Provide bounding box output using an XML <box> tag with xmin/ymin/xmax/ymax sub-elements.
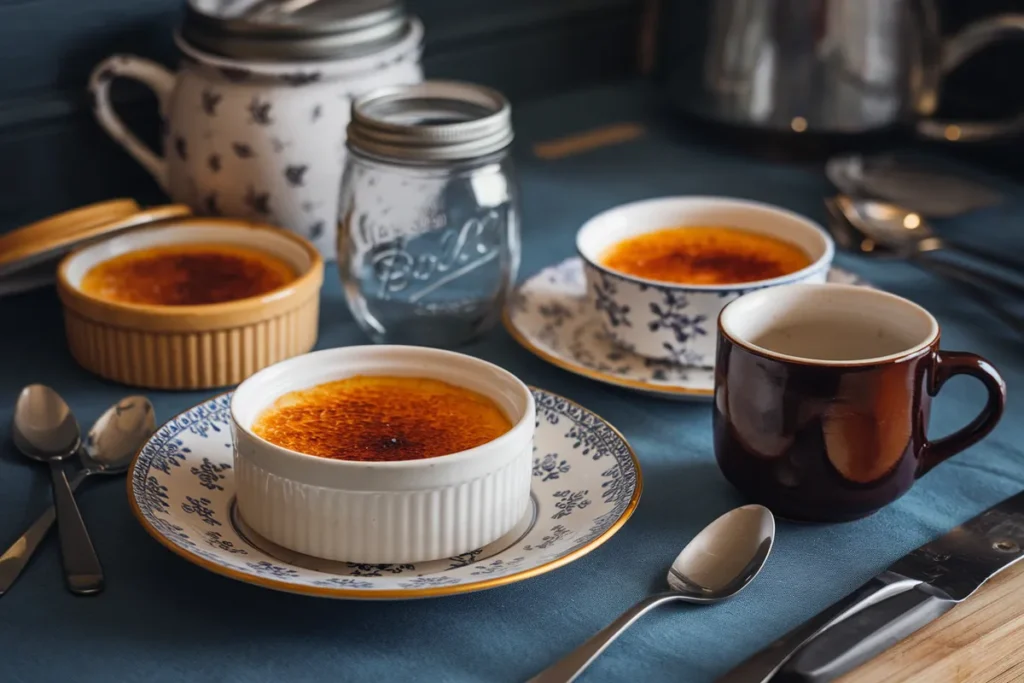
<box><xmin>651</xmin><ymin>0</ymin><xmax>1024</xmax><ymax>141</ymax></box>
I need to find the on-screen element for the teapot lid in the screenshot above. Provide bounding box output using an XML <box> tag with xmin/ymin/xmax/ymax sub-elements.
<box><xmin>182</xmin><ymin>0</ymin><xmax>411</xmax><ymax>62</ymax></box>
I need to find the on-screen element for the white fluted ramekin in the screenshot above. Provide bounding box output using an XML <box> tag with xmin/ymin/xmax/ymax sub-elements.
<box><xmin>230</xmin><ymin>345</ymin><xmax>536</xmax><ymax>564</ymax></box>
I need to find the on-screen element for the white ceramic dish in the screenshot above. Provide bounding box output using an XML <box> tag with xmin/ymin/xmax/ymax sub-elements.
<box><xmin>128</xmin><ymin>387</ymin><xmax>640</xmax><ymax>599</ymax></box>
<box><xmin>504</xmin><ymin>257</ymin><xmax>867</xmax><ymax>401</ymax></box>
<box><xmin>576</xmin><ymin>196</ymin><xmax>835</xmax><ymax>366</ymax></box>
<box><xmin>230</xmin><ymin>345</ymin><xmax>536</xmax><ymax>564</ymax></box>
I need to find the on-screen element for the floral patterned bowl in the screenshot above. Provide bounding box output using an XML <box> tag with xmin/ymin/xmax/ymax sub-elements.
<box><xmin>576</xmin><ymin>196</ymin><xmax>834</xmax><ymax>366</ymax></box>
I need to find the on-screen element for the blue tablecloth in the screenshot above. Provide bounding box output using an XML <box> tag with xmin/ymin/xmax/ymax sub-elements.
<box><xmin>1</xmin><ymin>84</ymin><xmax>1022</xmax><ymax>683</ymax></box>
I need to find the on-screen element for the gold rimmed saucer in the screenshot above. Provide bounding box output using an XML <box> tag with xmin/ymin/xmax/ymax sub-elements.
<box><xmin>127</xmin><ymin>387</ymin><xmax>642</xmax><ymax>599</ymax></box>
<box><xmin>504</xmin><ymin>257</ymin><xmax>868</xmax><ymax>401</ymax></box>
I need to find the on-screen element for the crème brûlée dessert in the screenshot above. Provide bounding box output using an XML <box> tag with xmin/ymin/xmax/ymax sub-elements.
<box><xmin>79</xmin><ymin>243</ymin><xmax>296</xmax><ymax>306</ymax></box>
<box><xmin>252</xmin><ymin>375</ymin><xmax>513</xmax><ymax>462</ymax></box>
<box><xmin>600</xmin><ymin>226</ymin><xmax>812</xmax><ymax>285</ymax></box>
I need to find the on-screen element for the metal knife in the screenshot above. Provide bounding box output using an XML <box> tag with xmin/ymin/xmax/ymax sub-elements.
<box><xmin>715</xmin><ymin>490</ymin><xmax>1024</xmax><ymax>683</ymax></box>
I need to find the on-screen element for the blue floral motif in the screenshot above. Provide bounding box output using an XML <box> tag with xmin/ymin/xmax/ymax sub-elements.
<box><xmin>447</xmin><ymin>549</ymin><xmax>484</xmax><ymax>569</ymax></box>
<box><xmin>137</xmin><ymin>476</ymin><xmax>169</xmax><ymax>516</ymax></box>
<box><xmin>593</xmin><ymin>272</ymin><xmax>631</xmax><ymax>328</ymax></box>
<box><xmin>131</xmin><ymin>386</ymin><xmax>642</xmax><ymax>595</ymax></box>
<box><xmin>312</xmin><ymin>577</ymin><xmax>375</xmax><ymax>589</ymax></box>
<box><xmin>659</xmin><ymin>342</ymin><xmax>706</xmax><ymax>368</ymax></box>
<box><xmin>346</xmin><ymin>563</ymin><xmax>416</xmax><ymax>577</ymax></box>
<box><xmin>204</xmin><ymin>531</ymin><xmax>247</xmax><ymax>554</ymax></box>
<box><xmin>533</xmin><ymin>454</ymin><xmax>570</xmax><ymax>481</ymax></box>
<box><xmin>190</xmin><ymin>457</ymin><xmax>231</xmax><ymax>491</ymax></box>
<box><xmin>537</xmin><ymin>302</ymin><xmax>573</xmax><ymax>327</ymax></box>
<box><xmin>139</xmin><ymin>397</ymin><xmax>230</xmax><ymax>475</ymax></box>
<box><xmin>246</xmin><ymin>561</ymin><xmax>299</xmax><ymax>578</ymax></box>
<box><xmin>552</xmin><ymin>489</ymin><xmax>591</xmax><ymax>519</ymax></box>
<box><xmin>600</xmin><ymin>464</ymin><xmax>629</xmax><ymax>505</ymax></box>
<box><xmin>523</xmin><ymin>525</ymin><xmax>573</xmax><ymax>551</ymax></box>
<box><xmin>149</xmin><ymin>517</ymin><xmax>195</xmax><ymax>547</ymax></box>
<box><xmin>182</xmin><ymin>496</ymin><xmax>221</xmax><ymax>527</ymax></box>
<box><xmin>469</xmin><ymin>557</ymin><xmax>525</xmax><ymax>576</ymax></box>
<box><xmin>398</xmin><ymin>576</ymin><xmax>461</xmax><ymax>588</ymax></box>
<box><xmin>644</xmin><ymin>357</ymin><xmax>693</xmax><ymax>383</ymax></box>
<box><xmin>647</xmin><ymin>289</ymin><xmax>708</xmax><ymax>343</ymax></box>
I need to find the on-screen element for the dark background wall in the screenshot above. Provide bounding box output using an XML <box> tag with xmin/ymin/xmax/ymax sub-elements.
<box><xmin>0</xmin><ymin>0</ymin><xmax>1020</xmax><ymax>234</ymax></box>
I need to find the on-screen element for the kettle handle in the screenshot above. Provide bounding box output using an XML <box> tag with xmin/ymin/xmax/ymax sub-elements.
<box><xmin>917</xmin><ymin>14</ymin><xmax>1024</xmax><ymax>142</ymax></box>
<box><xmin>89</xmin><ymin>55</ymin><xmax>177</xmax><ymax>191</ymax></box>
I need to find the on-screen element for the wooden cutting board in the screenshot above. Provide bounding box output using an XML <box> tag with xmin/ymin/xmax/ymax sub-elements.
<box><xmin>837</xmin><ymin>560</ymin><xmax>1024</xmax><ymax>682</ymax></box>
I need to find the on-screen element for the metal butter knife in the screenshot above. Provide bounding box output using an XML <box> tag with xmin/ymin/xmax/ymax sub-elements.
<box><xmin>716</xmin><ymin>490</ymin><xmax>1024</xmax><ymax>683</ymax></box>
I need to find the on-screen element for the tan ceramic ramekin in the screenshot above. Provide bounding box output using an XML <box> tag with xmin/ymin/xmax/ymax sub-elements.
<box><xmin>56</xmin><ymin>217</ymin><xmax>324</xmax><ymax>390</ymax></box>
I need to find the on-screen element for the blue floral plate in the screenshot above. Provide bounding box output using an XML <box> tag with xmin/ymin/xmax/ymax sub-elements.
<box><xmin>504</xmin><ymin>258</ymin><xmax>866</xmax><ymax>401</ymax></box>
<box><xmin>128</xmin><ymin>388</ymin><xmax>642</xmax><ymax>599</ymax></box>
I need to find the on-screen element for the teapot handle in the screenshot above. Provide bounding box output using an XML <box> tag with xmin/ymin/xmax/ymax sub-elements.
<box><xmin>89</xmin><ymin>55</ymin><xmax>177</xmax><ymax>191</ymax></box>
<box><xmin>917</xmin><ymin>14</ymin><xmax>1024</xmax><ymax>142</ymax></box>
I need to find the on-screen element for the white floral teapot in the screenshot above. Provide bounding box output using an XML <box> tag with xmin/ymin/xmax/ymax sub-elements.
<box><xmin>89</xmin><ymin>0</ymin><xmax>423</xmax><ymax>259</ymax></box>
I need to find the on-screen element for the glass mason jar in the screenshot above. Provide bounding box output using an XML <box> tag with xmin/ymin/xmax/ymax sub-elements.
<box><xmin>338</xmin><ymin>81</ymin><xmax>521</xmax><ymax>346</ymax></box>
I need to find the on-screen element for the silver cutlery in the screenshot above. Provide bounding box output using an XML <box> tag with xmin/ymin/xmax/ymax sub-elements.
<box><xmin>12</xmin><ymin>385</ymin><xmax>102</xmax><ymax>595</ymax></box>
<box><xmin>716</xmin><ymin>489</ymin><xmax>1024</xmax><ymax>683</ymax></box>
<box><xmin>529</xmin><ymin>505</ymin><xmax>775</xmax><ymax>683</ymax></box>
<box><xmin>834</xmin><ymin>195</ymin><xmax>1024</xmax><ymax>274</ymax></box>
<box><xmin>823</xmin><ymin>198</ymin><xmax>1024</xmax><ymax>337</ymax></box>
<box><xmin>1</xmin><ymin>395</ymin><xmax>155</xmax><ymax>597</ymax></box>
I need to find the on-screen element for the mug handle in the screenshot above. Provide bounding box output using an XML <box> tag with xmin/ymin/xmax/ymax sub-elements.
<box><xmin>918</xmin><ymin>351</ymin><xmax>1007</xmax><ymax>475</ymax></box>
<box><xmin>917</xmin><ymin>14</ymin><xmax>1024</xmax><ymax>142</ymax></box>
<box><xmin>89</xmin><ymin>55</ymin><xmax>177</xmax><ymax>191</ymax></box>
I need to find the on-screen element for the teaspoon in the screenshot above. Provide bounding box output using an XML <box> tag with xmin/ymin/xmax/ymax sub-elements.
<box><xmin>834</xmin><ymin>195</ymin><xmax>1024</xmax><ymax>274</ymax></box>
<box><xmin>528</xmin><ymin>505</ymin><xmax>775</xmax><ymax>683</ymax></box>
<box><xmin>12</xmin><ymin>386</ymin><xmax>101</xmax><ymax>595</ymax></box>
<box><xmin>824</xmin><ymin>198</ymin><xmax>1024</xmax><ymax>337</ymax></box>
<box><xmin>0</xmin><ymin>395</ymin><xmax>155</xmax><ymax>596</ymax></box>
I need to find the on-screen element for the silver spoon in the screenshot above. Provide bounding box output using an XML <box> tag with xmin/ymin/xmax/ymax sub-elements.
<box><xmin>528</xmin><ymin>505</ymin><xmax>775</xmax><ymax>683</ymax></box>
<box><xmin>834</xmin><ymin>195</ymin><xmax>1024</xmax><ymax>274</ymax></box>
<box><xmin>12</xmin><ymin>386</ymin><xmax>102</xmax><ymax>595</ymax></box>
<box><xmin>824</xmin><ymin>198</ymin><xmax>1024</xmax><ymax>337</ymax></box>
<box><xmin>0</xmin><ymin>395</ymin><xmax>155</xmax><ymax>597</ymax></box>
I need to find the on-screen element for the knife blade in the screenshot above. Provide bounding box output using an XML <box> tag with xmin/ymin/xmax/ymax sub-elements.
<box><xmin>715</xmin><ymin>490</ymin><xmax>1024</xmax><ymax>683</ymax></box>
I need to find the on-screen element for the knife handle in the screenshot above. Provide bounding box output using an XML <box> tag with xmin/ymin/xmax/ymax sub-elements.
<box><xmin>773</xmin><ymin>585</ymin><xmax>957</xmax><ymax>682</ymax></box>
<box><xmin>714</xmin><ymin>573</ymin><xmax>920</xmax><ymax>683</ymax></box>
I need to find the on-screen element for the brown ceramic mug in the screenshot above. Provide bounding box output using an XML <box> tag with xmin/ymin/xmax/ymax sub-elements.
<box><xmin>713</xmin><ymin>283</ymin><xmax>1006</xmax><ymax>522</ymax></box>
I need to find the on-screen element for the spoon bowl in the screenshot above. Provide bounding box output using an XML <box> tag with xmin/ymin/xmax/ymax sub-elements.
<box><xmin>668</xmin><ymin>503</ymin><xmax>775</xmax><ymax>601</ymax></box>
<box><xmin>530</xmin><ymin>505</ymin><xmax>775</xmax><ymax>683</ymax></box>
<box><xmin>12</xmin><ymin>384</ymin><xmax>80</xmax><ymax>462</ymax></box>
<box><xmin>80</xmin><ymin>396</ymin><xmax>156</xmax><ymax>475</ymax></box>
<box><xmin>834</xmin><ymin>195</ymin><xmax>935</xmax><ymax>254</ymax></box>
<box><xmin>1</xmin><ymin>395</ymin><xmax>156</xmax><ymax>597</ymax></box>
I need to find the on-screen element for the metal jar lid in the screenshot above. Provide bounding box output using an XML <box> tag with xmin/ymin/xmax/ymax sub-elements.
<box><xmin>347</xmin><ymin>81</ymin><xmax>514</xmax><ymax>163</ymax></box>
<box><xmin>181</xmin><ymin>0</ymin><xmax>410</xmax><ymax>62</ymax></box>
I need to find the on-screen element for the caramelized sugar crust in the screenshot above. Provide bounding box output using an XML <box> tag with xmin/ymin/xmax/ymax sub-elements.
<box><xmin>600</xmin><ymin>226</ymin><xmax>812</xmax><ymax>285</ymax></box>
<box><xmin>252</xmin><ymin>376</ymin><xmax>514</xmax><ymax>462</ymax></box>
<box><xmin>81</xmin><ymin>243</ymin><xmax>296</xmax><ymax>306</ymax></box>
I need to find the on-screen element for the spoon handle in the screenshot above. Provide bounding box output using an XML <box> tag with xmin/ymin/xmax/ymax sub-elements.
<box><xmin>0</xmin><ymin>469</ymin><xmax>88</xmax><ymax>597</ymax></box>
<box><xmin>945</xmin><ymin>239</ymin><xmax>1024</xmax><ymax>275</ymax></box>
<box><xmin>48</xmin><ymin>462</ymin><xmax>104</xmax><ymax>595</ymax></box>
<box><xmin>527</xmin><ymin>593</ymin><xmax>680</xmax><ymax>683</ymax></box>
<box><xmin>914</xmin><ymin>259</ymin><xmax>1024</xmax><ymax>337</ymax></box>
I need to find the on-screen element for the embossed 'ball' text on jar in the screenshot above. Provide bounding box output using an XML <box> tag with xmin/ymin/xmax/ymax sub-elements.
<box><xmin>338</xmin><ymin>81</ymin><xmax>521</xmax><ymax>347</ymax></box>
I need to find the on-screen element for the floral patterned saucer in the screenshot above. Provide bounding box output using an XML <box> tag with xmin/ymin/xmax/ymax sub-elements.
<box><xmin>504</xmin><ymin>257</ymin><xmax>867</xmax><ymax>401</ymax></box>
<box><xmin>128</xmin><ymin>388</ymin><xmax>642</xmax><ymax>599</ymax></box>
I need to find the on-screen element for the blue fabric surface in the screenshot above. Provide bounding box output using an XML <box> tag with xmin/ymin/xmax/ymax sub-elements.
<box><xmin>0</xmin><ymin>84</ymin><xmax>1022</xmax><ymax>683</ymax></box>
